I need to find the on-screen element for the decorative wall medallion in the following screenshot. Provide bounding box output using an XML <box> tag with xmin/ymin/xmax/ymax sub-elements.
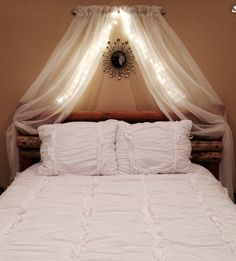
<box><xmin>102</xmin><ymin>39</ymin><xmax>135</xmax><ymax>80</ymax></box>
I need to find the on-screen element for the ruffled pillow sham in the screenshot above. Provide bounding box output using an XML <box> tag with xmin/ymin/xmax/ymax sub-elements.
<box><xmin>116</xmin><ymin>120</ymin><xmax>192</xmax><ymax>175</ymax></box>
<box><xmin>38</xmin><ymin>120</ymin><xmax>118</xmax><ymax>176</ymax></box>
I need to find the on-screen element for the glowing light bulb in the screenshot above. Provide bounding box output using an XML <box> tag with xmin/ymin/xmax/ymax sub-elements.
<box><xmin>112</xmin><ymin>10</ymin><xmax>119</xmax><ymax>18</ymax></box>
<box><xmin>157</xmin><ymin>75</ymin><xmax>167</xmax><ymax>84</ymax></box>
<box><xmin>103</xmin><ymin>28</ymin><xmax>109</xmax><ymax>35</ymax></box>
<box><xmin>129</xmin><ymin>34</ymin><xmax>134</xmax><ymax>40</ymax></box>
<box><xmin>149</xmin><ymin>59</ymin><xmax>154</xmax><ymax>65</ymax></box>
<box><xmin>57</xmin><ymin>97</ymin><xmax>64</xmax><ymax>104</ymax></box>
<box><xmin>154</xmin><ymin>63</ymin><xmax>165</xmax><ymax>73</ymax></box>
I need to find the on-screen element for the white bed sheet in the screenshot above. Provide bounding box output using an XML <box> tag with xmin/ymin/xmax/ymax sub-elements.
<box><xmin>0</xmin><ymin>164</ymin><xmax>236</xmax><ymax>261</ymax></box>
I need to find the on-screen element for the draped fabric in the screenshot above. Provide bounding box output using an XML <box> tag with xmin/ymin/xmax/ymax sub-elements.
<box><xmin>119</xmin><ymin>6</ymin><xmax>235</xmax><ymax>198</ymax></box>
<box><xmin>7</xmin><ymin>6</ymin><xmax>234</xmax><ymax>198</ymax></box>
<box><xmin>7</xmin><ymin>6</ymin><xmax>117</xmax><ymax>177</ymax></box>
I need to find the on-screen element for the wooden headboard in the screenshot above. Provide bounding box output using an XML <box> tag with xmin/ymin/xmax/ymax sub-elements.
<box><xmin>16</xmin><ymin>111</ymin><xmax>223</xmax><ymax>179</ymax></box>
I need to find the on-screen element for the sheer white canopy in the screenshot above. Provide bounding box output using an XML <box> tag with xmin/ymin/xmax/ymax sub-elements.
<box><xmin>7</xmin><ymin>5</ymin><xmax>234</xmax><ymax>198</ymax></box>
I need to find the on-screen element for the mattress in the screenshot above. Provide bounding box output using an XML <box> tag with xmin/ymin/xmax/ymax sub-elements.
<box><xmin>0</xmin><ymin>164</ymin><xmax>236</xmax><ymax>261</ymax></box>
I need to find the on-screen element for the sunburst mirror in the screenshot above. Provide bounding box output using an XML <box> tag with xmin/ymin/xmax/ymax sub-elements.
<box><xmin>102</xmin><ymin>39</ymin><xmax>135</xmax><ymax>80</ymax></box>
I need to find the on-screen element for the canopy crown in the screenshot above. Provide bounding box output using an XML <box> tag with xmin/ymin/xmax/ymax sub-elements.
<box><xmin>71</xmin><ymin>5</ymin><xmax>166</xmax><ymax>16</ymax></box>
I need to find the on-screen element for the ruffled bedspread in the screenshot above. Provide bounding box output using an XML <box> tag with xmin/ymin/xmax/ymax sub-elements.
<box><xmin>0</xmin><ymin>164</ymin><xmax>236</xmax><ymax>261</ymax></box>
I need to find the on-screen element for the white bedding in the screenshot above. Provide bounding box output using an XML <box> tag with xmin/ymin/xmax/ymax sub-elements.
<box><xmin>0</xmin><ymin>164</ymin><xmax>236</xmax><ymax>261</ymax></box>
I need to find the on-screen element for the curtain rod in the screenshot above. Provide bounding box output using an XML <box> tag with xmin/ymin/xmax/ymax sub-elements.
<box><xmin>71</xmin><ymin>8</ymin><xmax>166</xmax><ymax>16</ymax></box>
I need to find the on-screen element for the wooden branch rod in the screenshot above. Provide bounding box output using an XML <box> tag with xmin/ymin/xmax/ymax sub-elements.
<box><xmin>71</xmin><ymin>8</ymin><xmax>166</xmax><ymax>16</ymax></box>
<box><xmin>15</xmin><ymin>111</ymin><xmax>222</xmax><ymax>179</ymax></box>
<box><xmin>16</xmin><ymin>136</ymin><xmax>223</xmax><ymax>152</ymax></box>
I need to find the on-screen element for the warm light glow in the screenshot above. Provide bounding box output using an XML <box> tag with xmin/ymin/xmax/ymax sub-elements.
<box><xmin>57</xmin><ymin>97</ymin><xmax>64</xmax><ymax>104</ymax></box>
<box><xmin>57</xmin><ymin>9</ymin><xmax>185</xmax><ymax>104</ymax></box>
<box><xmin>157</xmin><ymin>75</ymin><xmax>167</xmax><ymax>84</ymax></box>
<box><xmin>120</xmin><ymin>10</ymin><xmax>185</xmax><ymax>102</ymax></box>
<box><xmin>57</xmin><ymin>15</ymin><xmax>118</xmax><ymax>104</ymax></box>
<box><xmin>166</xmin><ymin>86</ymin><xmax>185</xmax><ymax>101</ymax></box>
<box><xmin>111</xmin><ymin>10</ymin><xmax>119</xmax><ymax>18</ymax></box>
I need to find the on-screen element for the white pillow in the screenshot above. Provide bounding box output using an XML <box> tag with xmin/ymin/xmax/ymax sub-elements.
<box><xmin>116</xmin><ymin>120</ymin><xmax>192</xmax><ymax>175</ymax></box>
<box><xmin>38</xmin><ymin>120</ymin><xmax>118</xmax><ymax>176</ymax></box>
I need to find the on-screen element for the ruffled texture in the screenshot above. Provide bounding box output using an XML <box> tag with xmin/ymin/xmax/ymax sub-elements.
<box><xmin>38</xmin><ymin>120</ymin><xmax>118</xmax><ymax>176</ymax></box>
<box><xmin>174</xmin><ymin>120</ymin><xmax>192</xmax><ymax>172</ymax></box>
<box><xmin>188</xmin><ymin>165</ymin><xmax>236</xmax><ymax>256</ymax></box>
<box><xmin>1</xmin><ymin>164</ymin><xmax>236</xmax><ymax>260</ymax></box>
<box><xmin>140</xmin><ymin>175</ymin><xmax>167</xmax><ymax>260</ymax></box>
<box><xmin>116</xmin><ymin>120</ymin><xmax>192</xmax><ymax>175</ymax></box>
<box><xmin>0</xmin><ymin>172</ymin><xmax>47</xmax><ymax>242</ymax></box>
<box><xmin>38</xmin><ymin>124</ymin><xmax>57</xmax><ymax>175</ymax></box>
<box><xmin>71</xmin><ymin>177</ymin><xmax>97</xmax><ymax>260</ymax></box>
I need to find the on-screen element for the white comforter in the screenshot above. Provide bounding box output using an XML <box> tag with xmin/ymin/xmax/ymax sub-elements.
<box><xmin>0</xmin><ymin>164</ymin><xmax>236</xmax><ymax>261</ymax></box>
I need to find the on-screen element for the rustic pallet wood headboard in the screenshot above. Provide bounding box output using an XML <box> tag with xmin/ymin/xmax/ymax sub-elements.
<box><xmin>16</xmin><ymin>111</ymin><xmax>223</xmax><ymax>179</ymax></box>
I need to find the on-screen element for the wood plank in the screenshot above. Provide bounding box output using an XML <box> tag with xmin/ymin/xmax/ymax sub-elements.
<box><xmin>18</xmin><ymin>148</ymin><xmax>223</xmax><ymax>162</ymax></box>
<box><xmin>191</xmin><ymin>141</ymin><xmax>223</xmax><ymax>152</ymax></box>
<box><xmin>34</xmin><ymin>109</ymin><xmax>225</xmax><ymax>123</ymax></box>
<box><xmin>191</xmin><ymin>152</ymin><xmax>223</xmax><ymax>162</ymax></box>
<box><xmin>20</xmin><ymin>150</ymin><xmax>40</xmax><ymax>158</ymax></box>
<box><xmin>19</xmin><ymin>150</ymin><xmax>40</xmax><ymax>172</ymax></box>
<box><xmin>35</xmin><ymin>111</ymin><xmax>168</xmax><ymax>123</ymax></box>
<box><xmin>16</xmin><ymin>136</ymin><xmax>223</xmax><ymax>152</ymax></box>
<box><xmin>65</xmin><ymin>111</ymin><xmax>168</xmax><ymax>123</ymax></box>
<box><xmin>16</xmin><ymin>136</ymin><xmax>41</xmax><ymax>149</ymax></box>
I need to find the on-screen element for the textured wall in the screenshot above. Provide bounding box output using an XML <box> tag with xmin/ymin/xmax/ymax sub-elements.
<box><xmin>0</xmin><ymin>0</ymin><xmax>235</xmax><ymax>187</ymax></box>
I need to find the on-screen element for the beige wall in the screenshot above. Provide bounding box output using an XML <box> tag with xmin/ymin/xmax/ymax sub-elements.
<box><xmin>0</xmin><ymin>0</ymin><xmax>236</xmax><ymax>188</ymax></box>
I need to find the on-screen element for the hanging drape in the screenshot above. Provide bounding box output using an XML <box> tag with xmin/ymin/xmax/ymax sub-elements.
<box><xmin>7</xmin><ymin>5</ymin><xmax>234</xmax><ymax>198</ymax></box>
<box><xmin>119</xmin><ymin>6</ymin><xmax>235</xmax><ymax>198</ymax></box>
<box><xmin>7</xmin><ymin>6</ymin><xmax>117</xmax><ymax>176</ymax></box>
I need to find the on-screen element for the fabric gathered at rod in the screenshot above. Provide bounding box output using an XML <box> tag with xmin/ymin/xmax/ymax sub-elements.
<box><xmin>6</xmin><ymin>5</ymin><xmax>235</xmax><ymax>199</ymax></box>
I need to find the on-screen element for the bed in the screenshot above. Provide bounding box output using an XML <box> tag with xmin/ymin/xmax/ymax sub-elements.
<box><xmin>1</xmin><ymin>111</ymin><xmax>236</xmax><ymax>261</ymax></box>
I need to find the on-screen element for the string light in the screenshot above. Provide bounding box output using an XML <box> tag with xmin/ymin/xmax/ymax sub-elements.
<box><xmin>57</xmin><ymin>9</ymin><xmax>185</xmax><ymax>104</ymax></box>
<box><xmin>120</xmin><ymin>10</ymin><xmax>185</xmax><ymax>102</ymax></box>
<box><xmin>57</xmin><ymin>16</ymin><xmax>118</xmax><ymax>104</ymax></box>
